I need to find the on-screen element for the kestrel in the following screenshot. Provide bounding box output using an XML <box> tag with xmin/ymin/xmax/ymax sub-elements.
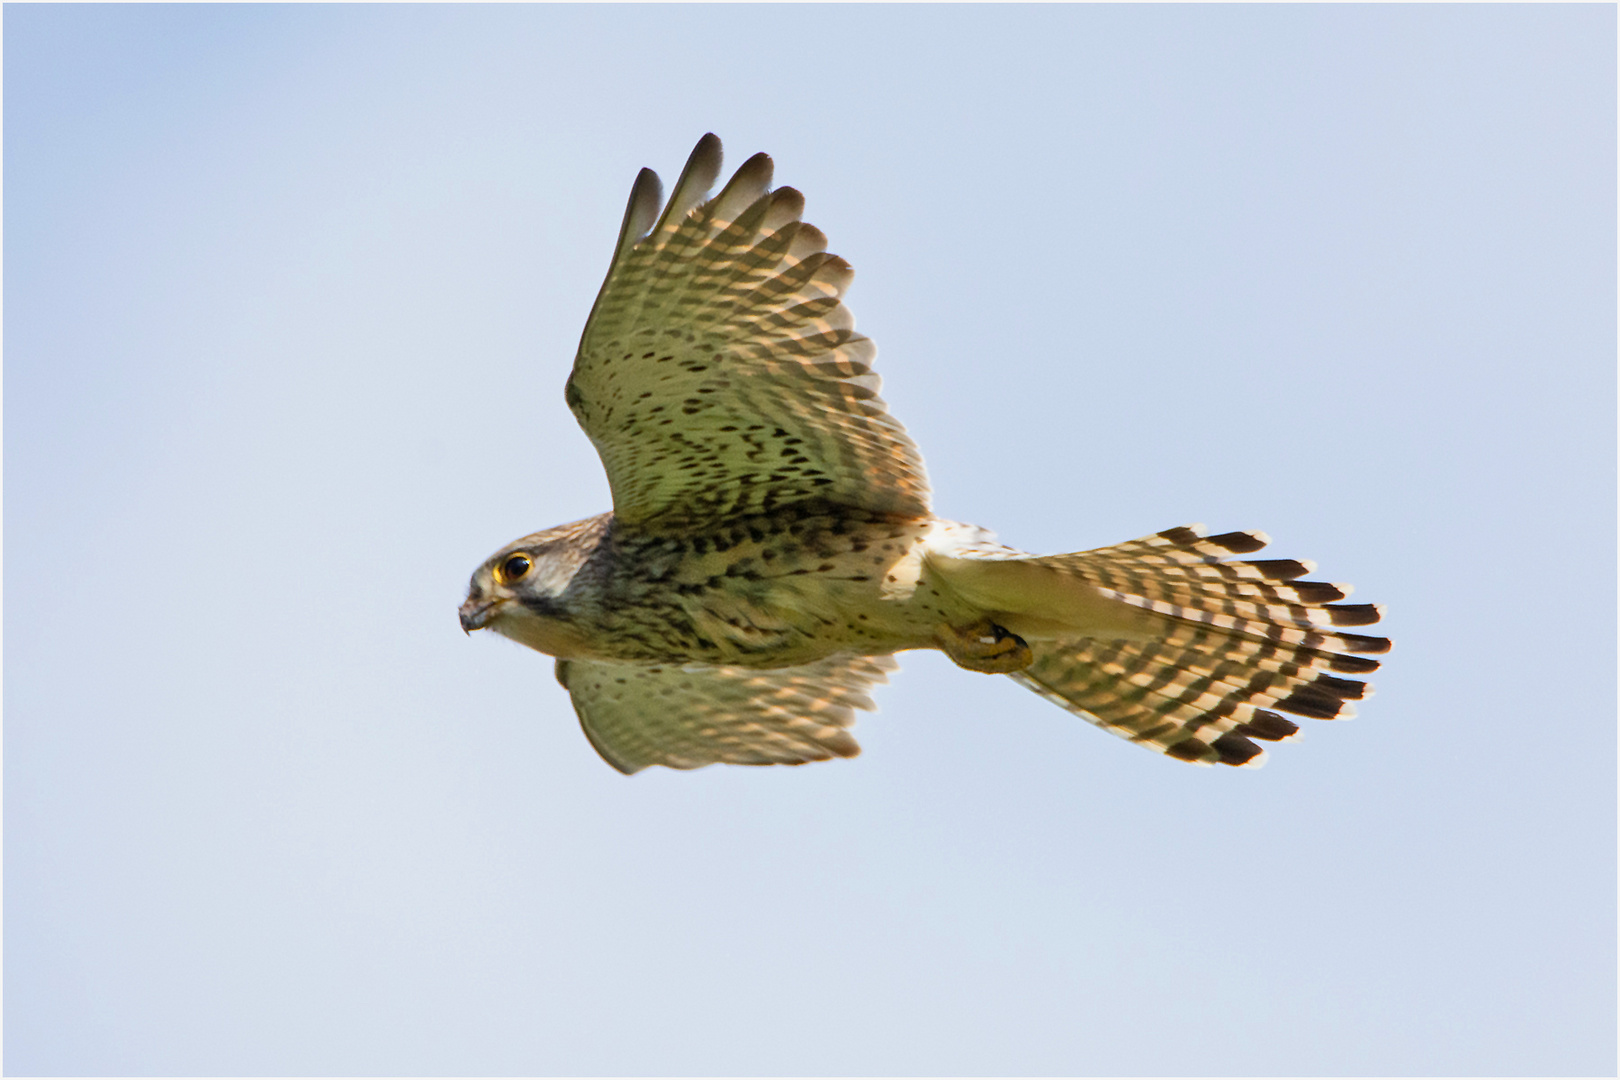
<box><xmin>459</xmin><ymin>134</ymin><xmax>1389</xmax><ymax>774</ymax></box>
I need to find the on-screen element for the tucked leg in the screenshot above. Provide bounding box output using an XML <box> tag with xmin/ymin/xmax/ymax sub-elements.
<box><xmin>936</xmin><ymin>617</ymin><xmax>1034</xmax><ymax>674</ymax></box>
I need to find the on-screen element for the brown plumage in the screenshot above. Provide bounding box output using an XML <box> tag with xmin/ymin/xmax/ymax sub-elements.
<box><xmin>459</xmin><ymin>134</ymin><xmax>1389</xmax><ymax>773</ymax></box>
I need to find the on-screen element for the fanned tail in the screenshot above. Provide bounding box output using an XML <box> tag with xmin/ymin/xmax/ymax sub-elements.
<box><xmin>1001</xmin><ymin>525</ymin><xmax>1390</xmax><ymax>767</ymax></box>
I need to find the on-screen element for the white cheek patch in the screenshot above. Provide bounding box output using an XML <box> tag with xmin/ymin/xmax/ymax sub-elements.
<box><xmin>533</xmin><ymin>560</ymin><xmax>578</xmax><ymax>597</ymax></box>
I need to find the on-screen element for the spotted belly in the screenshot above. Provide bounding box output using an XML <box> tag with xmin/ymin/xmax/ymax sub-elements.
<box><xmin>582</xmin><ymin>508</ymin><xmax>977</xmax><ymax>667</ymax></box>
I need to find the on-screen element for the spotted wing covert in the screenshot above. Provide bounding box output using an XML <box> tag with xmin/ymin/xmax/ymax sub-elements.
<box><xmin>555</xmin><ymin>653</ymin><xmax>898</xmax><ymax>773</ymax></box>
<box><xmin>567</xmin><ymin>134</ymin><xmax>930</xmax><ymax>531</ymax></box>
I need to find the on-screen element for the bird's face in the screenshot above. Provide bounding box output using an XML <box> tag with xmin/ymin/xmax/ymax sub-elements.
<box><xmin>459</xmin><ymin>531</ymin><xmax>593</xmax><ymax>659</ymax></box>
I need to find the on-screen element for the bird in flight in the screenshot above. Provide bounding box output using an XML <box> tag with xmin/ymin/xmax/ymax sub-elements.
<box><xmin>459</xmin><ymin>134</ymin><xmax>1389</xmax><ymax>774</ymax></box>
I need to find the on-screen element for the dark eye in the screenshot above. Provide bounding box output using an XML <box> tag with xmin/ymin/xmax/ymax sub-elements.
<box><xmin>496</xmin><ymin>553</ymin><xmax>532</xmax><ymax>584</ymax></box>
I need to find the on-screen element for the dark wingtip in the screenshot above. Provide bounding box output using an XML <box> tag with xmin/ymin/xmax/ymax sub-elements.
<box><xmin>1325</xmin><ymin>603</ymin><xmax>1384</xmax><ymax>627</ymax></box>
<box><xmin>1244</xmin><ymin>558</ymin><xmax>1314</xmax><ymax>581</ymax></box>
<box><xmin>1165</xmin><ymin>738</ymin><xmax>1213</xmax><ymax>763</ymax></box>
<box><xmin>1205</xmin><ymin>530</ymin><xmax>1269</xmax><ymax>554</ymax></box>
<box><xmin>1210</xmin><ymin>732</ymin><xmax>1265</xmax><ymax>766</ymax></box>
<box><xmin>681</xmin><ymin>134</ymin><xmax>723</xmax><ymax>188</ymax></box>
<box><xmin>1272</xmin><ymin>676</ymin><xmax>1368</xmax><ymax>720</ymax></box>
<box><xmin>613</xmin><ymin>167</ymin><xmax>663</xmax><ymax>259</ymax></box>
<box><xmin>1235</xmin><ymin>710</ymin><xmax>1300</xmax><ymax>742</ymax></box>
<box><xmin>1338</xmin><ymin>632</ymin><xmax>1393</xmax><ymax>655</ymax></box>
<box><xmin>632</xmin><ymin>167</ymin><xmax>662</xmax><ymax>203</ymax></box>
<box><xmin>1293</xmin><ymin>581</ymin><xmax>1349</xmax><ymax>604</ymax></box>
<box><xmin>1157</xmin><ymin>526</ymin><xmax>1203</xmax><ymax>545</ymax></box>
<box><xmin>1315</xmin><ymin>675</ymin><xmax>1370</xmax><ymax>700</ymax></box>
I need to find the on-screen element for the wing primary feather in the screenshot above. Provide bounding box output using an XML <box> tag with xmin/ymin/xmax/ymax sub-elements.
<box><xmin>788</xmin><ymin>222</ymin><xmax>828</xmax><ymax>260</ymax></box>
<box><xmin>609</xmin><ymin>167</ymin><xmax>663</xmax><ymax>270</ymax></box>
<box><xmin>708</xmin><ymin>151</ymin><xmax>775</xmax><ymax>227</ymax></box>
<box><xmin>568</xmin><ymin>136</ymin><xmax>933</xmax><ymax>526</ymax></box>
<box><xmin>651</xmin><ymin>132</ymin><xmax>723</xmax><ymax>240</ymax></box>
<box><xmin>763</xmin><ymin>186</ymin><xmax>806</xmax><ymax>231</ymax></box>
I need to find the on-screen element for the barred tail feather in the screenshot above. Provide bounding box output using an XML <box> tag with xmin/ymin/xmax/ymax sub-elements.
<box><xmin>1003</xmin><ymin>524</ymin><xmax>1390</xmax><ymax>767</ymax></box>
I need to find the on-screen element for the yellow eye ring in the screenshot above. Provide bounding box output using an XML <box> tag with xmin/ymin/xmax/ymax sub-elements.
<box><xmin>495</xmin><ymin>553</ymin><xmax>532</xmax><ymax>585</ymax></box>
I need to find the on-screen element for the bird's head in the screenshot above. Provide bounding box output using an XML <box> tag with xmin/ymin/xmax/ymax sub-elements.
<box><xmin>459</xmin><ymin>516</ymin><xmax>607</xmax><ymax>658</ymax></box>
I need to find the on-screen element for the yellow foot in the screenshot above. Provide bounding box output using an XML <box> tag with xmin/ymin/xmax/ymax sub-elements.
<box><xmin>937</xmin><ymin>618</ymin><xmax>1034</xmax><ymax>674</ymax></box>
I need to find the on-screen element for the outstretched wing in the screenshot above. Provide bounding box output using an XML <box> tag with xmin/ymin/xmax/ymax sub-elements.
<box><xmin>566</xmin><ymin>134</ymin><xmax>930</xmax><ymax>531</ymax></box>
<box><xmin>554</xmin><ymin>653</ymin><xmax>898</xmax><ymax>774</ymax></box>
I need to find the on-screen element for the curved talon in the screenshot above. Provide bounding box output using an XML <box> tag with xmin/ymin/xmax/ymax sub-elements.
<box><xmin>937</xmin><ymin>618</ymin><xmax>1034</xmax><ymax>674</ymax></box>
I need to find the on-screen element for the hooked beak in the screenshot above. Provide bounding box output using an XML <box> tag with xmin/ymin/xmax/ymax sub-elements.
<box><xmin>459</xmin><ymin>596</ymin><xmax>501</xmax><ymax>634</ymax></box>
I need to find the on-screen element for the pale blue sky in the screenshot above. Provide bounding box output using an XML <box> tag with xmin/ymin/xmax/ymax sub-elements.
<box><xmin>6</xmin><ymin>5</ymin><xmax>1614</xmax><ymax>1075</ymax></box>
